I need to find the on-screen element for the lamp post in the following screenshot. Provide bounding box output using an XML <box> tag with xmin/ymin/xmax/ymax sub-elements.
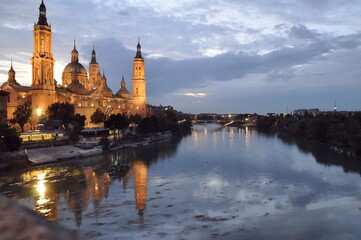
<box><xmin>36</xmin><ymin>108</ymin><xmax>42</xmax><ymax>130</ymax></box>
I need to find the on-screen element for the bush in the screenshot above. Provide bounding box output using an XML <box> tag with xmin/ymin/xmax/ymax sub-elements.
<box><xmin>0</xmin><ymin>124</ymin><xmax>22</xmax><ymax>152</ymax></box>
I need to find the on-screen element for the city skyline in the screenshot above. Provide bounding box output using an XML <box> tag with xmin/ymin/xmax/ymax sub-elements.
<box><xmin>0</xmin><ymin>0</ymin><xmax>360</xmax><ymax>114</ymax></box>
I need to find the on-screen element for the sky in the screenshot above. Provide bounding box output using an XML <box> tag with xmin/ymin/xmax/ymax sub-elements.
<box><xmin>0</xmin><ymin>0</ymin><xmax>360</xmax><ymax>114</ymax></box>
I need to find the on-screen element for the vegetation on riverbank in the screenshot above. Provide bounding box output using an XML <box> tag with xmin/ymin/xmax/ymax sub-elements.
<box><xmin>0</xmin><ymin>124</ymin><xmax>22</xmax><ymax>152</ymax></box>
<box><xmin>257</xmin><ymin>113</ymin><xmax>361</xmax><ymax>157</ymax></box>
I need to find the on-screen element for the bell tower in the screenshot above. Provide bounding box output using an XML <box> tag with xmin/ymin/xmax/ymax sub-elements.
<box><xmin>89</xmin><ymin>44</ymin><xmax>100</xmax><ymax>89</ymax></box>
<box><xmin>31</xmin><ymin>0</ymin><xmax>55</xmax><ymax>90</ymax></box>
<box><xmin>132</xmin><ymin>38</ymin><xmax>147</xmax><ymax>116</ymax></box>
<box><xmin>31</xmin><ymin>0</ymin><xmax>56</xmax><ymax>129</ymax></box>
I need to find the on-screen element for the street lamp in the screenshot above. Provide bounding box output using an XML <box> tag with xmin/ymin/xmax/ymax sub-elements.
<box><xmin>36</xmin><ymin>108</ymin><xmax>42</xmax><ymax>117</ymax></box>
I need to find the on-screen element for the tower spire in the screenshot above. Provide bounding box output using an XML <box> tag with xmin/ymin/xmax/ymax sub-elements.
<box><xmin>136</xmin><ymin>37</ymin><xmax>142</xmax><ymax>58</ymax></box>
<box><xmin>8</xmin><ymin>60</ymin><xmax>16</xmax><ymax>84</ymax></box>
<box><xmin>90</xmin><ymin>42</ymin><xmax>98</xmax><ymax>64</ymax></box>
<box><xmin>71</xmin><ymin>38</ymin><xmax>79</xmax><ymax>63</ymax></box>
<box><xmin>37</xmin><ymin>0</ymin><xmax>49</xmax><ymax>26</ymax></box>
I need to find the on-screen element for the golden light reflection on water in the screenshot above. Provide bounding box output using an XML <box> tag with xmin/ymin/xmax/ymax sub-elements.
<box><xmin>133</xmin><ymin>160</ymin><xmax>148</xmax><ymax>221</ymax></box>
<box><xmin>35</xmin><ymin>172</ymin><xmax>47</xmax><ymax>205</ymax></box>
<box><xmin>8</xmin><ymin>147</ymin><xmax>153</xmax><ymax>226</ymax></box>
<box><xmin>31</xmin><ymin>170</ymin><xmax>58</xmax><ymax>221</ymax></box>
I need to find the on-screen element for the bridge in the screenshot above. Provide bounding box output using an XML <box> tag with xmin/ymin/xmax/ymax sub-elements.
<box><xmin>191</xmin><ymin>119</ymin><xmax>257</xmax><ymax>127</ymax></box>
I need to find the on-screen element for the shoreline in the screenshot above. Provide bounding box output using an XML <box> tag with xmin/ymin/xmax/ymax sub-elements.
<box><xmin>0</xmin><ymin>132</ymin><xmax>173</xmax><ymax>169</ymax></box>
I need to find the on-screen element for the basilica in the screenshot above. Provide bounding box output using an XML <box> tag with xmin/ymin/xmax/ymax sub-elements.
<box><xmin>1</xmin><ymin>0</ymin><xmax>147</xmax><ymax>129</ymax></box>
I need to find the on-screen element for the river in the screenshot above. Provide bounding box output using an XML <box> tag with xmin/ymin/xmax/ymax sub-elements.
<box><xmin>1</xmin><ymin>123</ymin><xmax>361</xmax><ymax>239</ymax></box>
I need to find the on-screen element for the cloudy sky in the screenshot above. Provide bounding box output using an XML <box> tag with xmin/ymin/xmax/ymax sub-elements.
<box><xmin>0</xmin><ymin>0</ymin><xmax>360</xmax><ymax>114</ymax></box>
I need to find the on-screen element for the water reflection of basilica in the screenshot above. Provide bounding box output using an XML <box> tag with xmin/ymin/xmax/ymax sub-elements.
<box><xmin>133</xmin><ymin>161</ymin><xmax>148</xmax><ymax>218</ymax></box>
<box><xmin>10</xmin><ymin>159</ymin><xmax>149</xmax><ymax>227</ymax></box>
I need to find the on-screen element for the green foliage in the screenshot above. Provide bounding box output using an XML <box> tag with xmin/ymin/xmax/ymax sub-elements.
<box><xmin>100</xmin><ymin>136</ymin><xmax>110</xmax><ymax>151</ymax></box>
<box><xmin>90</xmin><ymin>108</ymin><xmax>105</xmax><ymax>125</ymax></box>
<box><xmin>257</xmin><ymin>116</ymin><xmax>277</xmax><ymax>131</ymax></box>
<box><xmin>137</xmin><ymin>109</ymin><xmax>192</xmax><ymax>135</ymax></box>
<box><xmin>104</xmin><ymin>113</ymin><xmax>130</xmax><ymax>131</ymax></box>
<box><xmin>104</xmin><ymin>113</ymin><xmax>130</xmax><ymax>140</ymax></box>
<box><xmin>47</xmin><ymin>102</ymin><xmax>75</xmax><ymax>128</ymax></box>
<box><xmin>129</xmin><ymin>114</ymin><xmax>142</xmax><ymax>125</ymax></box>
<box><xmin>0</xmin><ymin>124</ymin><xmax>22</xmax><ymax>152</ymax></box>
<box><xmin>137</xmin><ymin>116</ymin><xmax>157</xmax><ymax>135</ymax></box>
<box><xmin>258</xmin><ymin>113</ymin><xmax>361</xmax><ymax>156</ymax></box>
<box><xmin>9</xmin><ymin>102</ymin><xmax>32</xmax><ymax>132</ymax></box>
<box><xmin>47</xmin><ymin>103</ymin><xmax>85</xmax><ymax>143</ymax></box>
<box><xmin>68</xmin><ymin>113</ymin><xmax>86</xmax><ymax>143</ymax></box>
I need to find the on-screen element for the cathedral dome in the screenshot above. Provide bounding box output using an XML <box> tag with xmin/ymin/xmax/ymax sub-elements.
<box><xmin>62</xmin><ymin>40</ymin><xmax>89</xmax><ymax>88</ymax></box>
<box><xmin>62</xmin><ymin>62</ymin><xmax>88</xmax><ymax>87</ymax></box>
<box><xmin>63</xmin><ymin>62</ymin><xmax>87</xmax><ymax>76</ymax></box>
<box><xmin>115</xmin><ymin>76</ymin><xmax>130</xmax><ymax>99</ymax></box>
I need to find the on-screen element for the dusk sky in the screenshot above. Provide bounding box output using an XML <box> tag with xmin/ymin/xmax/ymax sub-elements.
<box><xmin>0</xmin><ymin>0</ymin><xmax>360</xmax><ymax>114</ymax></box>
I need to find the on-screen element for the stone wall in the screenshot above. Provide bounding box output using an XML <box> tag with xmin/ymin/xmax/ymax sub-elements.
<box><xmin>0</xmin><ymin>151</ymin><xmax>29</xmax><ymax>170</ymax></box>
<box><xmin>0</xmin><ymin>195</ymin><xmax>81</xmax><ymax>240</ymax></box>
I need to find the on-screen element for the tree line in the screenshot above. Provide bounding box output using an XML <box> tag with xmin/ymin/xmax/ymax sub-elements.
<box><xmin>257</xmin><ymin>113</ymin><xmax>361</xmax><ymax>156</ymax></box>
<box><xmin>1</xmin><ymin>102</ymin><xmax>192</xmax><ymax>152</ymax></box>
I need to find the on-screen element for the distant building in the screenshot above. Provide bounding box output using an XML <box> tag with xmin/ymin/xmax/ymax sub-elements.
<box><xmin>0</xmin><ymin>90</ymin><xmax>9</xmax><ymax>124</ymax></box>
<box><xmin>149</xmin><ymin>105</ymin><xmax>174</xmax><ymax>116</ymax></box>
<box><xmin>293</xmin><ymin>108</ymin><xmax>320</xmax><ymax>117</ymax></box>
<box><xmin>1</xmin><ymin>1</ymin><xmax>147</xmax><ymax>129</ymax></box>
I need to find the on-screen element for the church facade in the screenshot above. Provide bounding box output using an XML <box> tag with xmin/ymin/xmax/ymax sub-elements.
<box><xmin>1</xmin><ymin>0</ymin><xmax>147</xmax><ymax>130</ymax></box>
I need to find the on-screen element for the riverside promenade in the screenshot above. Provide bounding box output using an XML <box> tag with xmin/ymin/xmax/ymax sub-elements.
<box><xmin>26</xmin><ymin>145</ymin><xmax>93</xmax><ymax>164</ymax></box>
<box><xmin>26</xmin><ymin>132</ymin><xmax>172</xmax><ymax>165</ymax></box>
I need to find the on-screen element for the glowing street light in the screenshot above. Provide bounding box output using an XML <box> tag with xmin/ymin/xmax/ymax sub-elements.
<box><xmin>36</xmin><ymin>108</ymin><xmax>42</xmax><ymax>117</ymax></box>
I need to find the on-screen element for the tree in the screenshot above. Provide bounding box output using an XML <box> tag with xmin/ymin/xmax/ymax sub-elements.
<box><xmin>9</xmin><ymin>102</ymin><xmax>32</xmax><ymax>132</ymax></box>
<box><xmin>129</xmin><ymin>114</ymin><xmax>142</xmax><ymax>125</ymax></box>
<box><xmin>68</xmin><ymin>113</ymin><xmax>86</xmax><ymax>143</ymax></box>
<box><xmin>90</xmin><ymin>108</ymin><xmax>105</xmax><ymax>126</ymax></box>
<box><xmin>47</xmin><ymin>102</ymin><xmax>75</xmax><ymax>128</ymax></box>
<box><xmin>137</xmin><ymin>117</ymin><xmax>156</xmax><ymax>135</ymax></box>
<box><xmin>0</xmin><ymin>124</ymin><xmax>22</xmax><ymax>152</ymax></box>
<box><xmin>104</xmin><ymin>113</ymin><xmax>130</xmax><ymax>140</ymax></box>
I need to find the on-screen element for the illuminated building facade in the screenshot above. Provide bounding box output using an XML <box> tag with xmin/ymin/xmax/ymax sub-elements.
<box><xmin>1</xmin><ymin>0</ymin><xmax>147</xmax><ymax>129</ymax></box>
<box><xmin>0</xmin><ymin>90</ymin><xmax>9</xmax><ymax>124</ymax></box>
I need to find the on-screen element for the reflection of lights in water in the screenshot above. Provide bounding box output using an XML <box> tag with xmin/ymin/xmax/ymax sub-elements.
<box><xmin>204</xmin><ymin>128</ymin><xmax>208</xmax><ymax>135</ymax></box>
<box><xmin>229</xmin><ymin>128</ymin><xmax>235</xmax><ymax>148</ymax></box>
<box><xmin>193</xmin><ymin>130</ymin><xmax>198</xmax><ymax>147</ymax></box>
<box><xmin>245</xmin><ymin>127</ymin><xmax>251</xmax><ymax>148</ymax></box>
<box><xmin>36</xmin><ymin>173</ymin><xmax>49</xmax><ymax>206</ymax></box>
<box><xmin>213</xmin><ymin>131</ymin><xmax>218</xmax><ymax>148</ymax></box>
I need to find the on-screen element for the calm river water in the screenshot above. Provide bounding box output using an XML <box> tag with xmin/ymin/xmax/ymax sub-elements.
<box><xmin>1</xmin><ymin>124</ymin><xmax>361</xmax><ymax>239</ymax></box>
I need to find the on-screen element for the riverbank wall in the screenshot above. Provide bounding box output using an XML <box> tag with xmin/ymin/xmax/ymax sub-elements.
<box><xmin>0</xmin><ymin>195</ymin><xmax>80</xmax><ymax>240</ymax></box>
<box><xmin>0</xmin><ymin>151</ymin><xmax>29</xmax><ymax>170</ymax></box>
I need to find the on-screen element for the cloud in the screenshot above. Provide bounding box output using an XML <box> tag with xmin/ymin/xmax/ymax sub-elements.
<box><xmin>177</xmin><ymin>92</ymin><xmax>206</xmax><ymax>98</ymax></box>
<box><xmin>1</xmin><ymin>0</ymin><xmax>361</xmax><ymax>114</ymax></box>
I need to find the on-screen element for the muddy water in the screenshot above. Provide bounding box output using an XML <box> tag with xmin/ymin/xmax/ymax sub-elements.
<box><xmin>1</xmin><ymin>124</ymin><xmax>361</xmax><ymax>239</ymax></box>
